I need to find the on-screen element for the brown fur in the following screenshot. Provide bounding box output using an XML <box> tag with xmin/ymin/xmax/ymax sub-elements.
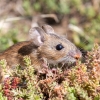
<box><xmin>0</xmin><ymin>25</ymin><xmax>82</xmax><ymax>82</ymax></box>
<box><xmin>0</xmin><ymin>41</ymin><xmax>42</xmax><ymax>69</ymax></box>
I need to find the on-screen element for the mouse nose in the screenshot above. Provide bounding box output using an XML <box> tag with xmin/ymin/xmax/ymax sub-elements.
<box><xmin>74</xmin><ymin>53</ymin><xmax>81</xmax><ymax>60</ymax></box>
<box><xmin>68</xmin><ymin>49</ymin><xmax>82</xmax><ymax>60</ymax></box>
<box><xmin>74</xmin><ymin>49</ymin><xmax>82</xmax><ymax>60</ymax></box>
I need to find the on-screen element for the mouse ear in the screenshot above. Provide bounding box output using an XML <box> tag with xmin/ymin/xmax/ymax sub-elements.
<box><xmin>28</xmin><ymin>27</ymin><xmax>46</xmax><ymax>46</ymax></box>
<box><xmin>42</xmin><ymin>25</ymin><xmax>54</xmax><ymax>34</ymax></box>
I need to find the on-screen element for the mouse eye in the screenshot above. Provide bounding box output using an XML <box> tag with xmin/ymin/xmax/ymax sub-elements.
<box><xmin>56</xmin><ymin>44</ymin><xmax>64</xmax><ymax>50</ymax></box>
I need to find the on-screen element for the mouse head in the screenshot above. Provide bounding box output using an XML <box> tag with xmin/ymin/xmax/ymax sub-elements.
<box><xmin>29</xmin><ymin>25</ymin><xmax>82</xmax><ymax>64</ymax></box>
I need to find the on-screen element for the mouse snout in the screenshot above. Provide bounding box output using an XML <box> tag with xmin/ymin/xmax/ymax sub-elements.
<box><xmin>68</xmin><ymin>49</ymin><xmax>82</xmax><ymax>60</ymax></box>
<box><xmin>74</xmin><ymin>51</ymin><xmax>82</xmax><ymax>60</ymax></box>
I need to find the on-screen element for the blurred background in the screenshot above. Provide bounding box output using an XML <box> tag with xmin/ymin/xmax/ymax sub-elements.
<box><xmin>0</xmin><ymin>0</ymin><xmax>100</xmax><ymax>52</ymax></box>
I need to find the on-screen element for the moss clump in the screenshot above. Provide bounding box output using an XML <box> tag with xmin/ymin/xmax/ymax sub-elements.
<box><xmin>0</xmin><ymin>44</ymin><xmax>100</xmax><ymax>100</ymax></box>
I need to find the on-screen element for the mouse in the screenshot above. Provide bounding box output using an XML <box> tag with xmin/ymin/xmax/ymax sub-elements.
<box><xmin>0</xmin><ymin>25</ymin><xmax>82</xmax><ymax>82</ymax></box>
